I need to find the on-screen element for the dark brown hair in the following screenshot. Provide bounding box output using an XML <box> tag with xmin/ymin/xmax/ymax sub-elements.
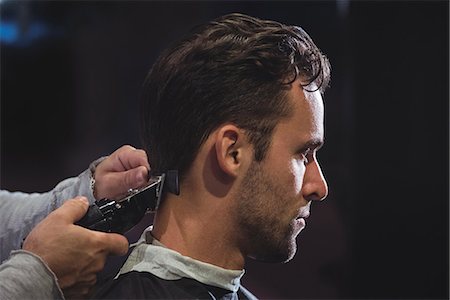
<box><xmin>141</xmin><ymin>13</ymin><xmax>330</xmax><ymax>179</ymax></box>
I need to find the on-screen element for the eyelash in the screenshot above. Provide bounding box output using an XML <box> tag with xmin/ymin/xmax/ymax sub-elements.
<box><xmin>299</xmin><ymin>148</ymin><xmax>312</xmax><ymax>165</ymax></box>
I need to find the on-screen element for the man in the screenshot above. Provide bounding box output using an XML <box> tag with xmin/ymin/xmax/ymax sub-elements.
<box><xmin>0</xmin><ymin>145</ymin><xmax>149</xmax><ymax>299</ymax></box>
<box><xmin>96</xmin><ymin>13</ymin><xmax>330</xmax><ymax>299</ymax></box>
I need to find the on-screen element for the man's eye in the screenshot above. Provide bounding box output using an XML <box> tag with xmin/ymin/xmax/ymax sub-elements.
<box><xmin>299</xmin><ymin>148</ymin><xmax>311</xmax><ymax>165</ymax></box>
<box><xmin>301</xmin><ymin>154</ymin><xmax>309</xmax><ymax>165</ymax></box>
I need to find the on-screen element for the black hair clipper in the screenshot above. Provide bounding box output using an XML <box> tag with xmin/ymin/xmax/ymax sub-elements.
<box><xmin>76</xmin><ymin>170</ymin><xmax>179</xmax><ymax>233</ymax></box>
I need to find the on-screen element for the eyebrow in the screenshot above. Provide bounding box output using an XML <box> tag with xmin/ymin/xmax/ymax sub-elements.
<box><xmin>302</xmin><ymin>138</ymin><xmax>324</xmax><ymax>151</ymax></box>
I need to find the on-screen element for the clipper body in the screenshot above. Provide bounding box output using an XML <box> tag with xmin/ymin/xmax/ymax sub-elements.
<box><xmin>76</xmin><ymin>171</ymin><xmax>179</xmax><ymax>233</ymax></box>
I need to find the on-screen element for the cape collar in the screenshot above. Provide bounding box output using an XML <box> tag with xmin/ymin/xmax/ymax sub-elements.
<box><xmin>117</xmin><ymin>226</ymin><xmax>245</xmax><ymax>292</ymax></box>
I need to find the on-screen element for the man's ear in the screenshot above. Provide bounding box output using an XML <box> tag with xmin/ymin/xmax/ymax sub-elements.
<box><xmin>214</xmin><ymin>124</ymin><xmax>250</xmax><ymax>178</ymax></box>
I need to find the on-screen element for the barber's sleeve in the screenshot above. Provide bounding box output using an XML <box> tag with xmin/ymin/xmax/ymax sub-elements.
<box><xmin>0</xmin><ymin>157</ymin><xmax>105</xmax><ymax>262</ymax></box>
<box><xmin>51</xmin><ymin>157</ymin><xmax>107</xmax><ymax>207</ymax></box>
<box><xmin>0</xmin><ymin>250</ymin><xmax>64</xmax><ymax>300</ymax></box>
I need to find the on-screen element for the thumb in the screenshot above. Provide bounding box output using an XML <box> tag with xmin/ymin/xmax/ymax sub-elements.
<box><xmin>124</xmin><ymin>166</ymin><xmax>149</xmax><ymax>189</ymax></box>
<box><xmin>98</xmin><ymin>232</ymin><xmax>129</xmax><ymax>256</ymax></box>
<box><xmin>54</xmin><ymin>196</ymin><xmax>90</xmax><ymax>223</ymax></box>
<box><xmin>100</xmin><ymin>166</ymin><xmax>148</xmax><ymax>199</ymax></box>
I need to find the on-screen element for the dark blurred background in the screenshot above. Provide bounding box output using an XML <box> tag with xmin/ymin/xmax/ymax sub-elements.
<box><xmin>1</xmin><ymin>1</ymin><xmax>448</xmax><ymax>299</ymax></box>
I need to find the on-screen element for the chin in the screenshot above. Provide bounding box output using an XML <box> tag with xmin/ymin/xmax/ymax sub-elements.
<box><xmin>248</xmin><ymin>236</ymin><xmax>298</xmax><ymax>263</ymax></box>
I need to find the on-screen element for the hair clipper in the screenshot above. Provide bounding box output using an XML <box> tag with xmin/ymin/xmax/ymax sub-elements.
<box><xmin>76</xmin><ymin>170</ymin><xmax>179</xmax><ymax>233</ymax></box>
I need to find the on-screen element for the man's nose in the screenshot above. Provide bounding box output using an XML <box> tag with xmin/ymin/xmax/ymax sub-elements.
<box><xmin>302</xmin><ymin>159</ymin><xmax>328</xmax><ymax>202</ymax></box>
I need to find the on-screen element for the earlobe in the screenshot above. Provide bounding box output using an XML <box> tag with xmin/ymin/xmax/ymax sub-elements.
<box><xmin>215</xmin><ymin>125</ymin><xmax>246</xmax><ymax>178</ymax></box>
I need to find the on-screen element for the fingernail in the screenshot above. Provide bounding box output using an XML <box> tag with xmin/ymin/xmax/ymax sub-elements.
<box><xmin>136</xmin><ymin>171</ymin><xmax>146</xmax><ymax>184</ymax></box>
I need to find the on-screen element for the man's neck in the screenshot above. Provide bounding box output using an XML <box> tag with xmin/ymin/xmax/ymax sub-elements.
<box><xmin>151</xmin><ymin>192</ymin><xmax>245</xmax><ymax>270</ymax></box>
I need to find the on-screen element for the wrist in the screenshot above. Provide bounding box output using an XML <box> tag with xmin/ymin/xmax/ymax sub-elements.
<box><xmin>88</xmin><ymin>156</ymin><xmax>107</xmax><ymax>200</ymax></box>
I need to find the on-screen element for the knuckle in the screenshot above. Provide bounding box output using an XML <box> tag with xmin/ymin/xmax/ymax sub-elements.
<box><xmin>95</xmin><ymin>232</ymin><xmax>113</xmax><ymax>249</ymax></box>
<box><xmin>136</xmin><ymin>148</ymin><xmax>146</xmax><ymax>156</ymax></box>
<box><xmin>120</xmin><ymin>145</ymin><xmax>135</xmax><ymax>153</ymax></box>
<box><xmin>80</xmin><ymin>287</ymin><xmax>90</xmax><ymax>296</ymax></box>
<box><xmin>125</xmin><ymin>172</ymin><xmax>134</xmax><ymax>186</ymax></box>
<box><xmin>89</xmin><ymin>232</ymin><xmax>106</xmax><ymax>249</ymax></box>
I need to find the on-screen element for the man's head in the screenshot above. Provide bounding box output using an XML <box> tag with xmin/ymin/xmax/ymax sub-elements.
<box><xmin>141</xmin><ymin>13</ymin><xmax>330</xmax><ymax>265</ymax></box>
<box><xmin>141</xmin><ymin>13</ymin><xmax>330</xmax><ymax>178</ymax></box>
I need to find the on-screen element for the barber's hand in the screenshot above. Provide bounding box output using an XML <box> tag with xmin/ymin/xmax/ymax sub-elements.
<box><xmin>94</xmin><ymin>145</ymin><xmax>150</xmax><ymax>200</ymax></box>
<box><xmin>22</xmin><ymin>197</ymin><xmax>128</xmax><ymax>299</ymax></box>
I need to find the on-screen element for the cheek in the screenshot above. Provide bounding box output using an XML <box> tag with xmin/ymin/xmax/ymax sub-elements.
<box><xmin>289</xmin><ymin>159</ymin><xmax>306</xmax><ymax>194</ymax></box>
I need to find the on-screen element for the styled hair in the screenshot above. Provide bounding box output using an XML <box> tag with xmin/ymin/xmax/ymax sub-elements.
<box><xmin>140</xmin><ymin>13</ymin><xmax>330</xmax><ymax>179</ymax></box>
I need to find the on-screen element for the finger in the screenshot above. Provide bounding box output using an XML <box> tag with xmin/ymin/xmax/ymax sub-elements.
<box><xmin>98</xmin><ymin>232</ymin><xmax>129</xmax><ymax>256</ymax></box>
<box><xmin>53</xmin><ymin>197</ymin><xmax>89</xmax><ymax>223</ymax></box>
<box><xmin>116</xmin><ymin>144</ymin><xmax>136</xmax><ymax>153</ymax></box>
<box><xmin>77</xmin><ymin>273</ymin><xmax>97</xmax><ymax>286</ymax></box>
<box><xmin>63</xmin><ymin>283</ymin><xmax>92</xmax><ymax>299</ymax></box>
<box><xmin>116</xmin><ymin>148</ymin><xmax>150</xmax><ymax>171</ymax></box>
<box><xmin>125</xmin><ymin>166</ymin><xmax>149</xmax><ymax>188</ymax></box>
<box><xmin>99</xmin><ymin>166</ymin><xmax>149</xmax><ymax>197</ymax></box>
<box><xmin>96</xmin><ymin>145</ymin><xmax>139</xmax><ymax>173</ymax></box>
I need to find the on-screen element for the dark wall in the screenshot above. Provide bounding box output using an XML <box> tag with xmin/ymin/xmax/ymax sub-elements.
<box><xmin>1</xmin><ymin>1</ymin><xmax>448</xmax><ymax>299</ymax></box>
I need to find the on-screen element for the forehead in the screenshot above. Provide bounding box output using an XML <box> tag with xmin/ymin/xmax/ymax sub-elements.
<box><xmin>274</xmin><ymin>83</ymin><xmax>324</xmax><ymax>143</ymax></box>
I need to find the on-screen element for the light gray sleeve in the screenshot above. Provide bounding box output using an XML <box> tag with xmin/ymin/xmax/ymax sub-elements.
<box><xmin>0</xmin><ymin>250</ymin><xmax>63</xmax><ymax>300</ymax></box>
<box><xmin>0</xmin><ymin>157</ymin><xmax>105</xmax><ymax>263</ymax></box>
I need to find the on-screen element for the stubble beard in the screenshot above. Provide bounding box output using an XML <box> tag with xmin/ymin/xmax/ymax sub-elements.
<box><xmin>236</xmin><ymin>161</ymin><xmax>299</xmax><ymax>263</ymax></box>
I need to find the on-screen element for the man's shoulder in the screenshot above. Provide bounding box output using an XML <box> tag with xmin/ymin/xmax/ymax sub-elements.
<box><xmin>93</xmin><ymin>271</ymin><xmax>258</xmax><ymax>299</ymax></box>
